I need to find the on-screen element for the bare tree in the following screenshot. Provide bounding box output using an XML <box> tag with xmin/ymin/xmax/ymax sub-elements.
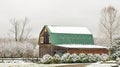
<box><xmin>100</xmin><ymin>6</ymin><xmax>120</xmax><ymax>46</ymax></box>
<box><xmin>9</xmin><ymin>17</ymin><xmax>31</xmax><ymax>42</ymax></box>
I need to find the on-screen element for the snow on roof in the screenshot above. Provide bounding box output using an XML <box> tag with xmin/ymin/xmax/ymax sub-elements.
<box><xmin>55</xmin><ymin>44</ymin><xmax>108</xmax><ymax>49</ymax></box>
<box><xmin>47</xmin><ymin>25</ymin><xmax>91</xmax><ymax>34</ymax></box>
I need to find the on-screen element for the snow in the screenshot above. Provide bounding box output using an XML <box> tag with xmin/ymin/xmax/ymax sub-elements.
<box><xmin>3</xmin><ymin>60</ymin><xmax>25</xmax><ymax>63</ymax></box>
<box><xmin>0</xmin><ymin>42</ymin><xmax>39</xmax><ymax>58</ymax></box>
<box><xmin>47</xmin><ymin>25</ymin><xmax>92</xmax><ymax>34</ymax></box>
<box><xmin>87</xmin><ymin>63</ymin><xmax>119</xmax><ymax>67</ymax></box>
<box><xmin>0</xmin><ymin>63</ymin><xmax>119</xmax><ymax>67</ymax></box>
<box><xmin>56</xmin><ymin>44</ymin><xmax>108</xmax><ymax>49</ymax></box>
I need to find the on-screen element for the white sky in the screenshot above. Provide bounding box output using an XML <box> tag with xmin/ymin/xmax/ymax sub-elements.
<box><xmin>0</xmin><ymin>0</ymin><xmax>120</xmax><ymax>38</ymax></box>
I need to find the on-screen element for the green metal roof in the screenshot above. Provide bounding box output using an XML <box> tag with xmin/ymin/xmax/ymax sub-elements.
<box><xmin>45</xmin><ymin>25</ymin><xmax>94</xmax><ymax>45</ymax></box>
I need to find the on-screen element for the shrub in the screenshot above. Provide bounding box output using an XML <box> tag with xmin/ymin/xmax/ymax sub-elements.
<box><xmin>78</xmin><ymin>53</ymin><xmax>87</xmax><ymax>63</ymax></box>
<box><xmin>112</xmin><ymin>51</ymin><xmax>120</xmax><ymax>60</ymax></box>
<box><xmin>70</xmin><ymin>54</ymin><xmax>79</xmax><ymax>63</ymax></box>
<box><xmin>100</xmin><ymin>54</ymin><xmax>109</xmax><ymax>61</ymax></box>
<box><xmin>41</xmin><ymin>54</ymin><xmax>53</xmax><ymax>64</ymax></box>
<box><xmin>61</xmin><ymin>53</ymin><xmax>80</xmax><ymax>63</ymax></box>
<box><xmin>41</xmin><ymin>53</ymin><xmax>109</xmax><ymax>64</ymax></box>
<box><xmin>61</xmin><ymin>53</ymin><xmax>71</xmax><ymax>63</ymax></box>
<box><xmin>87</xmin><ymin>54</ymin><xmax>97</xmax><ymax>63</ymax></box>
<box><xmin>53</xmin><ymin>54</ymin><xmax>61</xmax><ymax>63</ymax></box>
<box><xmin>94</xmin><ymin>54</ymin><xmax>102</xmax><ymax>61</ymax></box>
<box><xmin>110</xmin><ymin>45</ymin><xmax>120</xmax><ymax>60</ymax></box>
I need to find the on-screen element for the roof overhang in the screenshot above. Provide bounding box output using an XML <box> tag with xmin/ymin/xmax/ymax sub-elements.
<box><xmin>55</xmin><ymin>44</ymin><xmax>108</xmax><ymax>49</ymax></box>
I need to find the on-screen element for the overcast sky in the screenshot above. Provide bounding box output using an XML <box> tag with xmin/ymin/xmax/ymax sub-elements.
<box><xmin>0</xmin><ymin>0</ymin><xmax>120</xmax><ymax>38</ymax></box>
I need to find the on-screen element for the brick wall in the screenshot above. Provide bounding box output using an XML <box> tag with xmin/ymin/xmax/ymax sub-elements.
<box><xmin>67</xmin><ymin>48</ymin><xmax>108</xmax><ymax>54</ymax></box>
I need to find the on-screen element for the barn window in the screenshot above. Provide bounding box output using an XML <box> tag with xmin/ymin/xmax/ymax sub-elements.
<box><xmin>40</xmin><ymin>37</ymin><xmax>44</xmax><ymax>43</ymax></box>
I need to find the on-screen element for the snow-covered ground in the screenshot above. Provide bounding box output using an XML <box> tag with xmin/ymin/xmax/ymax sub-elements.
<box><xmin>0</xmin><ymin>60</ymin><xmax>119</xmax><ymax>67</ymax></box>
<box><xmin>0</xmin><ymin>63</ymin><xmax>35</xmax><ymax>67</ymax></box>
<box><xmin>3</xmin><ymin>60</ymin><xmax>25</xmax><ymax>63</ymax></box>
<box><xmin>0</xmin><ymin>63</ymin><xmax>119</xmax><ymax>67</ymax></box>
<box><xmin>87</xmin><ymin>63</ymin><xmax>119</xmax><ymax>67</ymax></box>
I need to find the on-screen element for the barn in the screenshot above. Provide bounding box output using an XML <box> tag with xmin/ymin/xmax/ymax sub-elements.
<box><xmin>38</xmin><ymin>25</ymin><xmax>108</xmax><ymax>57</ymax></box>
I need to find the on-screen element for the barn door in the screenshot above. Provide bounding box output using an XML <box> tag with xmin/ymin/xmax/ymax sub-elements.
<box><xmin>44</xmin><ymin>32</ymin><xmax>49</xmax><ymax>44</ymax></box>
